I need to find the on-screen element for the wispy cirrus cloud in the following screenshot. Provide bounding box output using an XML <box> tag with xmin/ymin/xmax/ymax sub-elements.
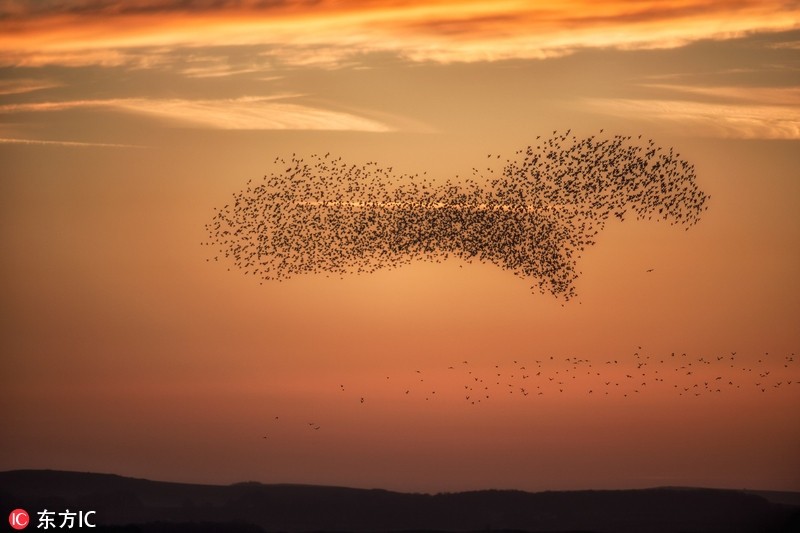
<box><xmin>0</xmin><ymin>0</ymin><xmax>797</xmax><ymax>67</ymax></box>
<box><xmin>0</xmin><ymin>95</ymin><xmax>394</xmax><ymax>131</ymax></box>
<box><xmin>0</xmin><ymin>78</ymin><xmax>61</xmax><ymax>96</ymax></box>
<box><xmin>0</xmin><ymin>137</ymin><xmax>146</xmax><ymax>148</ymax></box>
<box><xmin>179</xmin><ymin>64</ymin><xmax>265</xmax><ymax>78</ymax></box>
<box><xmin>585</xmin><ymin>89</ymin><xmax>800</xmax><ymax>139</ymax></box>
<box><xmin>640</xmin><ymin>84</ymin><xmax>800</xmax><ymax>105</ymax></box>
<box><xmin>767</xmin><ymin>39</ymin><xmax>800</xmax><ymax>49</ymax></box>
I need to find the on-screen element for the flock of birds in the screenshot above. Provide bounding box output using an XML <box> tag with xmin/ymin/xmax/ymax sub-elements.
<box><xmin>339</xmin><ymin>348</ymin><xmax>799</xmax><ymax>404</ymax></box>
<box><xmin>261</xmin><ymin>348</ymin><xmax>798</xmax><ymax>437</ymax></box>
<box><xmin>211</xmin><ymin>132</ymin><xmax>796</xmax><ymax>443</ymax></box>
<box><xmin>204</xmin><ymin>131</ymin><xmax>709</xmax><ymax>299</ymax></box>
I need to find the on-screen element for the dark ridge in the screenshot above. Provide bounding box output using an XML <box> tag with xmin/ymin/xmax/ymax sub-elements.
<box><xmin>2</xmin><ymin>470</ymin><xmax>798</xmax><ymax>532</ymax></box>
<box><xmin>743</xmin><ymin>490</ymin><xmax>800</xmax><ymax>507</ymax></box>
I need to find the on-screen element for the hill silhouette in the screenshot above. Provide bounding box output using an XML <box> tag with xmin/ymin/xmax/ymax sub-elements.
<box><xmin>1</xmin><ymin>470</ymin><xmax>798</xmax><ymax>532</ymax></box>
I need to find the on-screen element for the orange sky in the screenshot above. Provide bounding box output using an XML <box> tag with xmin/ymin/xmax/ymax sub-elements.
<box><xmin>0</xmin><ymin>1</ymin><xmax>799</xmax><ymax>493</ymax></box>
<box><xmin>1</xmin><ymin>0</ymin><xmax>798</xmax><ymax>66</ymax></box>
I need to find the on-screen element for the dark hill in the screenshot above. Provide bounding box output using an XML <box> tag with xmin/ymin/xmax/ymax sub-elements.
<box><xmin>1</xmin><ymin>470</ymin><xmax>798</xmax><ymax>532</ymax></box>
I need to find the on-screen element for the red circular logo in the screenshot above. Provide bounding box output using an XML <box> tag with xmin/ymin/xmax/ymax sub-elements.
<box><xmin>9</xmin><ymin>509</ymin><xmax>29</xmax><ymax>530</ymax></box>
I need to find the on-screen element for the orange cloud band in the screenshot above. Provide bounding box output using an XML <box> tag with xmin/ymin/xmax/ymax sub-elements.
<box><xmin>0</xmin><ymin>0</ymin><xmax>798</xmax><ymax>66</ymax></box>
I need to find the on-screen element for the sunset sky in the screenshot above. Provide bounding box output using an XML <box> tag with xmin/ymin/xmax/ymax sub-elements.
<box><xmin>1</xmin><ymin>0</ymin><xmax>799</xmax><ymax>494</ymax></box>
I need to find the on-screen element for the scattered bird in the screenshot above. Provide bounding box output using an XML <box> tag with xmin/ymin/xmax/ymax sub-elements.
<box><xmin>300</xmin><ymin>348</ymin><xmax>799</xmax><ymax>416</ymax></box>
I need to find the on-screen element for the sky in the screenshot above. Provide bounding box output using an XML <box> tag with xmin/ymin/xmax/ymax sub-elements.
<box><xmin>1</xmin><ymin>0</ymin><xmax>799</xmax><ymax>494</ymax></box>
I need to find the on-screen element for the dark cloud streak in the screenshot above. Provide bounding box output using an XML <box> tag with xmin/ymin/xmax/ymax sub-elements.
<box><xmin>0</xmin><ymin>0</ymin><xmax>299</xmax><ymax>18</ymax></box>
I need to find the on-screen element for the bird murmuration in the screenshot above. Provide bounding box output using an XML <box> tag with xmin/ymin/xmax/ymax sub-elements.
<box><xmin>204</xmin><ymin>132</ymin><xmax>709</xmax><ymax>300</ymax></box>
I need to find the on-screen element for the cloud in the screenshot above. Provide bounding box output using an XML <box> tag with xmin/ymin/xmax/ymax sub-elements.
<box><xmin>767</xmin><ymin>39</ymin><xmax>800</xmax><ymax>49</ymax></box>
<box><xmin>585</xmin><ymin>97</ymin><xmax>800</xmax><ymax>139</ymax></box>
<box><xmin>0</xmin><ymin>78</ymin><xmax>61</xmax><ymax>95</ymax></box>
<box><xmin>0</xmin><ymin>137</ymin><xmax>146</xmax><ymax>148</ymax></box>
<box><xmin>0</xmin><ymin>0</ymin><xmax>797</xmax><ymax>67</ymax></box>
<box><xmin>179</xmin><ymin>64</ymin><xmax>264</xmax><ymax>78</ymax></box>
<box><xmin>0</xmin><ymin>95</ymin><xmax>394</xmax><ymax>131</ymax></box>
<box><xmin>639</xmin><ymin>84</ymin><xmax>800</xmax><ymax>106</ymax></box>
<box><xmin>0</xmin><ymin>0</ymin><xmax>299</xmax><ymax>18</ymax></box>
